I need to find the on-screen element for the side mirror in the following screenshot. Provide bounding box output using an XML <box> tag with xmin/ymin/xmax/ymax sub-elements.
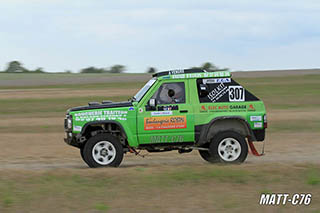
<box><xmin>149</xmin><ymin>98</ymin><xmax>157</xmax><ymax>107</ymax></box>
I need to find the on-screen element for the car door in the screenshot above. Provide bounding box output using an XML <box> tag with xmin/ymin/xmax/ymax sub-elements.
<box><xmin>137</xmin><ymin>80</ymin><xmax>195</xmax><ymax>144</ymax></box>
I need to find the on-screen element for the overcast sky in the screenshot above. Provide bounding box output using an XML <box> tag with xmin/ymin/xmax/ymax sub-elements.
<box><xmin>1</xmin><ymin>0</ymin><xmax>320</xmax><ymax>73</ymax></box>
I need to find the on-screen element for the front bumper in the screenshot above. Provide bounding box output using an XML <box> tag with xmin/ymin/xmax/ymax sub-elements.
<box><xmin>64</xmin><ymin>113</ymin><xmax>80</xmax><ymax>147</ymax></box>
<box><xmin>64</xmin><ymin>132</ymin><xmax>73</xmax><ymax>144</ymax></box>
<box><xmin>64</xmin><ymin>131</ymin><xmax>81</xmax><ymax>148</ymax></box>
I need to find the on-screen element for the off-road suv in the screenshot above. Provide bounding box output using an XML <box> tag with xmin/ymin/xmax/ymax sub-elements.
<box><xmin>64</xmin><ymin>69</ymin><xmax>267</xmax><ymax>167</ymax></box>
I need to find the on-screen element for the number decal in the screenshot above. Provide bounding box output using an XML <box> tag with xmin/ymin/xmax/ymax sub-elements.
<box><xmin>229</xmin><ymin>86</ymin><xmax>245</xmax><ymax>102</ymax></box>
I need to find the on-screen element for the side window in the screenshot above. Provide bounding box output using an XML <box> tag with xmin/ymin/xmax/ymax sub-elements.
<box><xmin>151</xmin><ymin>82</ymin><xmax>186</xmax><ymax>104</ymax></box>
<box><xmin>196</xmin><ymin>78</ymin><xmax>259</xmax><ymax>103</ymax></box>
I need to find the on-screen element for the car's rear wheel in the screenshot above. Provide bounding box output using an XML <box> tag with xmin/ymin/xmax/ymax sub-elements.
<box><xmin>83</xmin><ymin>133</ymin><xmax>124</xmax><ymax>168</ymax></box>
<box><xmin>209</xmin><ymin>131</ymin><xmax>248</xmax><ymax>163</ymax></box>
<box><xmin>199</xmin><ymin>150</ymin><xmax>218</xmax><ymax>163</ymax></box>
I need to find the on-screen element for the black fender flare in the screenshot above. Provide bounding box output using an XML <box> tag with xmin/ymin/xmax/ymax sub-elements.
<box><xmin>80</xmin><ymin>120</ymin><xmax>128</xmax><ymax>139</ymax></box>
<box><xmin>196</xmin><ymin>116</ymin><xmax>256</xmax><ymax>146</ymax></box>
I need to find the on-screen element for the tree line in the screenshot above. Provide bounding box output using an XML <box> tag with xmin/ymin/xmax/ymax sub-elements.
<box><xmin>0</xmin><ymin>61</ymin><xmax>227</xmax><ymax>74</ymax></box>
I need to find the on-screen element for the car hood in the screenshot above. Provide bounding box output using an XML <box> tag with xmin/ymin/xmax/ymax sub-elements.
<box><xmin>68</xmin><ymin>101</ymin><xmax>133</xmax><ymax>112</ymax></box>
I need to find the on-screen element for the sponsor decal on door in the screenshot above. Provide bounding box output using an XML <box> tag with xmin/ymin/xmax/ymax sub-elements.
<box><xmin>144</xmin><ymin>116</ymin><xmax>187</xmax><ymax>130</ymax></box>
<box><xmin>151</xmin><ymin>111</ymin><xmax>173</xmax><ymax>116</ymax></box>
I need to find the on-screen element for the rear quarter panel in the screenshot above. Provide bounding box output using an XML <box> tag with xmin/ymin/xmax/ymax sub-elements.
<box><xmin>189</xmin><ymin>78</ymin><xmax>266</xmax><ymax>130</ymax></box>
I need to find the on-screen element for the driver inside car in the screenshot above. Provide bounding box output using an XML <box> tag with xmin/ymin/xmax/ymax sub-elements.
<box><xmin>158</xmin><ymin>84</ymin><xmax>184</xmax><ymax>104</ymax></box>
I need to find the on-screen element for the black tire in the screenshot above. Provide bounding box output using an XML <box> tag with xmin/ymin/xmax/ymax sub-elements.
<box><xmin>209</xmin><ymin>131</ymin><xmax>248</xmax><ymax>164</ymax></box>
<box><xmin>199</xmin><ymin>150</ymin><xmax>216</xmax><ymax>163</ymax></box>
<box><xmin>83</xmin><ymin>133</ymin><xmax>124</xmax><ymax>168</ymax></box>
<box><xmin>80</xmin><ymin>147</ymin><xmax>88</xmax><ymax>164</ymax></box>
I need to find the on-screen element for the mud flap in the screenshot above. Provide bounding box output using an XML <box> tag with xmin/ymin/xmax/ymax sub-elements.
<box><xmin>248</xmin><ymin>139</ymin><xmax>265</xmax><ymax>156</ymax></box>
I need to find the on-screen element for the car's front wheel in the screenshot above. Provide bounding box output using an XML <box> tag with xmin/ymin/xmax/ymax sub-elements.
<box><xmin>80</xmin><ymin>147</ymin><xmax>88</xmax><ymax>164</ymax></box>
<box><xmin>83</xmin><ymin>133</ymin><xmax>124</xmax><ymax>168</ymax></box>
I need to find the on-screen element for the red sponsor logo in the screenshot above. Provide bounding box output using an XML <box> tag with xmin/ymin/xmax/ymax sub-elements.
<box><xmin>248</xmin><ymin>104</ymin><xmax>255</xmax><ymax>111</ymax></box>
<box><xmin>200</xmin><ymin>105</ymin><xmax>229</xmax><ymax>111</ymax></box>
<box><xmin>201</xmin><ymin>105</ymin><xmax>207</xmax><ymax>111</ymax></box>
<box><xmin>207</xmin><ymin>105</ymin><xmax>229</xmax><ymax>110</ymax></box>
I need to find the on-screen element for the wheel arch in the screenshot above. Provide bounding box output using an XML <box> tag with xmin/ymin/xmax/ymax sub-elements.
<box><xmin>197</xmin><ymin>116</ymin><xmax>256</xmax><ymax>146</ymax></box>
<box><xmin>80</xmin><ymin>120</ymin><xmax>128</xmax><ymax>146</ymax></box>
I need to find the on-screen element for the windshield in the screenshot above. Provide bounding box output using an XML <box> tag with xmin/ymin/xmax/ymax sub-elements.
<box><xmin>133</xmin><ymin>78</ymin><xmax>156</xmax><ymax>102</ymax></box>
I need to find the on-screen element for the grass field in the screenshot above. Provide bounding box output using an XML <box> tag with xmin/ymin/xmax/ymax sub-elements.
<box><xmin>0</xmin><ymin>71</ymin><xmax>319</xmax><ymax>212</ymax></box>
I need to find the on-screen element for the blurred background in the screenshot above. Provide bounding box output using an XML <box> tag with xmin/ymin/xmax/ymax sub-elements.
<box><xmin>0</xmin><ymin>1</ymin><xmax>319</xmax><ymax>212</ymax></box>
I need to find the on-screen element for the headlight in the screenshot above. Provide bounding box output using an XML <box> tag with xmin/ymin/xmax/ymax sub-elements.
<box><xmin>64</xmin><ymin>115</ymin><xmax>73</xmax><ymax>131</ymax></box>
<box><xmin>67</xmin><ymin>118</ymin><xmax>72</xmax><ymax>129</ymax></box>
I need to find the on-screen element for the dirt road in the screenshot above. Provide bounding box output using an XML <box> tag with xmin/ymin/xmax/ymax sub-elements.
<box><xmin>0</xmin><ymin>130</ymin><xmax>319</xmax><ymax>170</ymax></box>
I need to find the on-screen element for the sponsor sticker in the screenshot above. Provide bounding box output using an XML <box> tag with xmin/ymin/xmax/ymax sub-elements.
<box><xmin>203</xmin><ymin>78</ymin><xmax>231</xmax><ymax>84</ymax></box>
<box><xmin>248</xmin><ymin>104</ymin><xmax>256</xmax><ymax>111</ymax></box>
<box><xmin>171</xmin><ymin>71</ymin><xmax>230</xmax><ymax>79</ymax></box>
<box><xmin>250</xmin><ymin>115</ymin><xmax>262</xmax><ymax>122</ymax></box>
<box><xmin>73</xmin><ymin>126</ymin><xmax>82</xmax><ymax>131</ymax></box>
<box><xmin>74</xmin><ymin>110</ymin><xmax>128</xmax><ymax>122</ymax></box>
<box><xmin>144</xmin><ymin>116</ymin><xmax>187</xmax><ymax>130</ymax></box>
<box><xmin>254</xmin><ymin>122</ymin><xmax>263</xmax><ymax>128</ymax></box>
<box><xmin>200</xmin><ymin>105</ymin><xmax>207</xmax><ymax>111</ymax></box>
<box><xmin>169</xmin><ymin>69</ymin><xmax>184</xmax><ymax>75</ymax></box>
<box><xmin>230</xmin><ymin>105</ymin><xmax>246</xmax><ymax>110</ymax></box>
<box><xmin>207</xmin><ymin>82</ymin><xmax>228</xmax><ymax>102</ymax></box>
<box><xmin>150</xmin><ymin>135</ymin><xmax>184</xmax><ymax>143</ymax></box>
<box><xmin>151</xmin><ymin>111</ymin><xmax>173</xmax><ymax>116</ymax></box>
<box><xmin>200</xmin><ymin>104</ymin><xmax>248</xmax><ymax>112</ymax></box>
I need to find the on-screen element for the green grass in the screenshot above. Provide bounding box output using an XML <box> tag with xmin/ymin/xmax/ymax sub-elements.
<box><xmin>2</xmin><ymin>196</ymin><xmax>13</xmax><ymax>208</ymax></box>
<box><xmin>0</xmin><ymin>95</ymin><xmax>130</xmax><ymax>115</ymax></box>
<box><xmin>268</xmin><ymin>120</ymin><xmax>320</xmax><ymax>133</ymax></box>
<box><xmin>94</xmin><ymin>203</ymin><xmax>110</xmax><ymax>211</ymax></box>
<box><xmin>259</xmin><ymin>189</ymin><xmax>273</xmax><ymax>194</ymax></box>
<box><xmin>146</xmin><ymin>168</ymin><xmax>251</xmax><ymax>185</ymax></box>
<box><xmin>0</xmin><ymin>165</ymin><xmax>318</xmax><ymax>211</ymax></box>
<box><xmin>236</xmin><ymin>75</ymin><xmax>320</xmax><ymax>110</ymax></box>
<box><xmin>0</xmin><ymin>125</ymin><xmax>63</xmax><ymax>133</ymax></box>
<box><xmin>306</xmin><ymin>168</ymin><xmax>320</xmax><ymax>185</ymax></box>
<box><xmin>236</xmin><ymin>74</ymin><xmax>320</xmax><ymax>85</ymax></box>
<box><xmin>0</xmin><ymin>81</ymin><xmax>145</xmax><ymax>90</ymax></box>
<box><xmin>0</xmin><ymin>72</ymin><xmax>148</xmax><ymax>89</ymax></box>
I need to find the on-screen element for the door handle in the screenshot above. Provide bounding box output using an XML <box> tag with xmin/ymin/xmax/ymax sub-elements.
<box><xmin>180</xmin><ymin>110</ymin><xmax>188</xmax><ymax>113</ymax></box>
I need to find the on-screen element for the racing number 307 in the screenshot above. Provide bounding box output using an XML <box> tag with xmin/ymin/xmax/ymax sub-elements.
<box><xmin>229</xmin><ymin>86</ymin><xmax>245</xmax><ymax>102</ymax></box>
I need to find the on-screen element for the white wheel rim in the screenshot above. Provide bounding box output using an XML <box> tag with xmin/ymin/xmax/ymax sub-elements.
<box><xmin>92</xmin><ymin>141</ymin><xmax>116</xmax><ymax>165</ymax></box>
<box><xmin>218</xmin><ymin>138</ymin><xmax>241</xmax><ymax>162</ymax></box>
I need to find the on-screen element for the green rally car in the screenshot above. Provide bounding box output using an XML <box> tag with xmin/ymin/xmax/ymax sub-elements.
<box><xmin>64</xmin><ymin>69</ymin><xmax>267</xmax><ymax>167</ymax></box>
